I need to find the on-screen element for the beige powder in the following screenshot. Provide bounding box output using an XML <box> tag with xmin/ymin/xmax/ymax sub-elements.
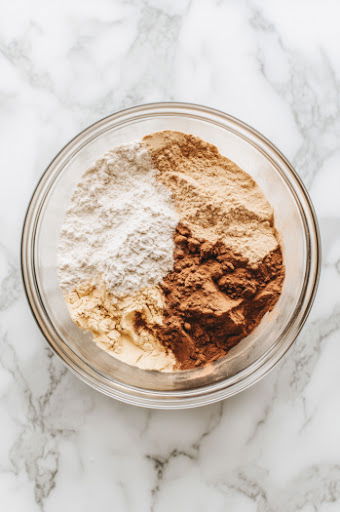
<box><xmin>66</xmin><ymin>283</ymin><xmax>175</xmax><ymax>371</ymax></box>
<box><xmin>144</xmin><ymin>130</ymin><xmax>278</xmax><ymax>263</ymax></box>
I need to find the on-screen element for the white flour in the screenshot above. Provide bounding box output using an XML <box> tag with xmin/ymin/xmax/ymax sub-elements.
<box><xmin>58</xmin><ymin>142</ymin><xmax>178</xmax><ymax>296</ymax></box>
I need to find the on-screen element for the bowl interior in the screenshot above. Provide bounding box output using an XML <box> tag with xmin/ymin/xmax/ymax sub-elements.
<box><xmin>32</xmin><ymin>107</ymin><xmax>309</xmax><ymax>393</ymax></box>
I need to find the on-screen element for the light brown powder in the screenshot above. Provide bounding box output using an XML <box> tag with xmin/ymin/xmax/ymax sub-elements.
<box><xmin>143</xmin><ymin>130</ymin><xmax>278</xmax><ymax>263</ymax></box>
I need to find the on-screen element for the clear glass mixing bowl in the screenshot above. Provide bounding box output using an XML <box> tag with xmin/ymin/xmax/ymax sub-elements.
<box><xmin>21</xmin><ymin>102</ymin><xmax>320</xmax><ymax>409</ymax></box>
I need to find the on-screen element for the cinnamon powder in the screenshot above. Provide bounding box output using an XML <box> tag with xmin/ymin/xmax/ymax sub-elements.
<box><xmin>152</xmin><ymin>224</ymin><xmax>284</xmax><ymax>369</ymax></box>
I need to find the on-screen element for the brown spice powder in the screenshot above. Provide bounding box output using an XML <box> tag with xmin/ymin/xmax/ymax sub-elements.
<box><xmin>154</xmin><ymin>224</ymin><xmax>284</xmax><ymax>369</ymax></box>
<box><xmin>140</xmin><ymin>130</ymin><xmax>285</xmax><ymax>369</ymax></box>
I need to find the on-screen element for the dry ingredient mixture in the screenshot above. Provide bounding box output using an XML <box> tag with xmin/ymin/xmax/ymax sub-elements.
<box><xmin>58</xmin><ymin>131</ymin><xmax>285</xmax><ymax>371</ymax></box>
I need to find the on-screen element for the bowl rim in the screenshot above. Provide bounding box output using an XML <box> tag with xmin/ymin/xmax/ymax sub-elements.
<box><xmin>21</xmin><ymin>101</ymin><xmax>321</xmax><ymax>409</ymax></box>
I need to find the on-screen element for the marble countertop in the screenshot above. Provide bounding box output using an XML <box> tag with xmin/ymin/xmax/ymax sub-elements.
<box><xmin>1</xmin><ymin>1</ymin><xmax>340</xmax><ymax>510</ymax></box>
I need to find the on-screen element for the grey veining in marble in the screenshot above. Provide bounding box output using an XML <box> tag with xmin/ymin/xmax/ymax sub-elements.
<box><xmin>1</xmin><ymin>0</ymin><xmax>340</xmax><ymax>510</ymax></box>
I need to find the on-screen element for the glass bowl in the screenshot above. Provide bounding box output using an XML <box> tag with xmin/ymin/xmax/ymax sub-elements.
<box><xmin>21</xmin><ymin>102</ymin><xmax>320</xmax><ymax>409</ymax></box>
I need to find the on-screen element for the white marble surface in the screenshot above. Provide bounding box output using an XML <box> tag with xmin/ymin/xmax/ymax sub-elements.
<box><xmin>1</xmin><ymin>0</ymin><xmax>340</xmax><ymax>510</ymax></box>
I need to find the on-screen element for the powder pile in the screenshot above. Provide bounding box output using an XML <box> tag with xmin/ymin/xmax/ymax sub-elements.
<box><xmin>154</xmin><ymin>224</ymin><xmax>284</xmax><ymax>369</ymax></box>
<box><xmin>144</xmin><ymin>130</ymin><xmax>278</xmax><ymax>263</ymax></box>
<box><xmin>66</xmin><ymin>283</ymin><xmax>175</xmax><ymax>371</ymax></box>
<box><xmin>58</xmin><ymin>142</ymin><xmax>178</xmax><ymax>296</ymax></box>
<box><xmin>58</xmin><ymin>131</ymin><xmax>285</xmax><ymax>371</ymax></box>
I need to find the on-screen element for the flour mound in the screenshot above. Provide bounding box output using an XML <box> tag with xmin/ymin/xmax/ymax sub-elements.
<box><xmin>58</xmin><ymin>142</ymin><xmax>179</xmax><ymax>296</ymax></box>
